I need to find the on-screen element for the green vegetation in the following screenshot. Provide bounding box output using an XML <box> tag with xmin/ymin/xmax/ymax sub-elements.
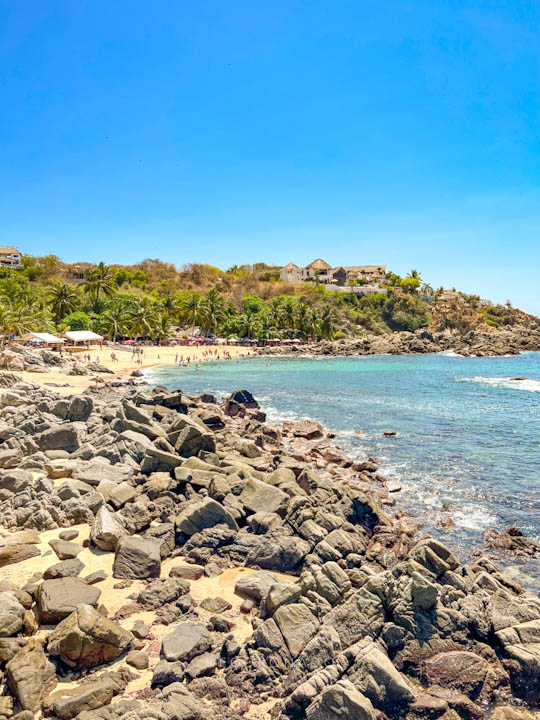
<box><xmin>0</xmin><ymin>256</ymin><xmax>531</xmax><ymax>341</ymax></box>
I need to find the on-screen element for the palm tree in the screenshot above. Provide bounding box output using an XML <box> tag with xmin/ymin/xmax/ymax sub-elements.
<box><xmin>257</xmin><ymin>311</ymin><xmax>277</xmax><ymax>340</ymax></box>
<box><xmin>182</xmin><ymin>293</ymin><xmax>204</xmax><ymax>336</ymax></box>
<box><xmin>126</xmin><ymin>298</ymin><xmax>157</xmax><ymax>341</ymax></box>
<box><xmin>201</xmin><ymin>289</ymin><xmax>226</xmax><ymax>335</ymax></box>
<box><xmin>295</xmin><ymin>302</ymin><xmax>310</xmax><ymax>337</ymax></box>
<box><xmin>161</xmin><ymin>294</ymin><xmax>179</xmax><ymax>320</ymax></box>
<box><xmin>6</xmin><ymin>303</ymin><xmax>43</xmax><ymax>335</ymax></box>
<box><xmin>153</xmin><ymin>312</ymin><xmax>173</xmax><ymax>344</ymax></box>
<box><xmin>97</xmin><ymin>303</ymin><xmax>129</xmax><ymax>342</ymax></box>
<box><xmin>320</xmin><ymin>306</ymin><xmax>338</xmax><ymax>339</ymax></box>
<box><xmin>48</xmin><ymin>284</ymin><xmax>79</xmax><ymax>324</ymax></box>
<box><xmin>282</xmin><ymin>297</ymin><xmax>296</xmax><ymax>335</ymax></box>
<box><xmin>83</xmin><ymin>262</ymin><xmax>115</xmax><ymax>309</ymax></box>
<box><xmin>407</xmin><ymin>269</ymin><xmax>422</xmax><ymax>281</ymax></box>
<box><xmin>238</xmin><ymin>312</ymin><xmax>261</xmax><ymax>339</ymax></box>
<box><xmin>420</xmin><ymin>283</ymin><xmax>434</xmax><ymax>296</ymax></box>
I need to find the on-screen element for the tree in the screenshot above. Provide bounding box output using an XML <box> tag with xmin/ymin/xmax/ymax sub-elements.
<box><xmin>401</xmin><ymin>277</ymin><xmax>421</xmax><ymax>294</ymax></box>
<box><xmin>420</xmin><ymin>283</ymin><xmax>434</xmax><ymax>296</ymax></box>
<box><xmin>97</xmin><ymin>303</ymin><xmax>129</xmax><ymax>341</ymax></box>
<box><xmin>83</xmin><ymin>262</ymin><xmax>115</xmax><ymax>309</ymax></box>
<box><xmin>126</xmin><ymin>299</ymin><xmax>157</xmax><ymax>341</ymax></box>
<box><xmin>62</xmin><ymin>311</ymin><xmax>93</xmax><ymax>331</ymax></box>
<box><xmin>201</xmin><ymin>289</ymin><xmax>226</xmax><ymax>335</ymax></box>
<box><xmin>48</xmin><ymin>284</ymin><xmax>79</xmax><ymax>324</ymax></box>
<box><xmin>238</xmin><ymin>312</ymin><xmax>261</xmax><ymax>339</ymax></box>
<box><xmin>154</xmin><ymin>312</ymin><xmax>173</xmax><ymax>343</ymax></box>
<box><xmin>407</xmin><ymin>269</ymin><xmax>422</xmax><ymax>281</ymax></box>
<box><xmin>320</xmin><ymin>306</ymin><xmax>338</xmax><ymax>339</ymax></box>
<box><xmin>181</xmin><ymin>292</ymin><xmax>204</xmax><ymax>336</ymax></box>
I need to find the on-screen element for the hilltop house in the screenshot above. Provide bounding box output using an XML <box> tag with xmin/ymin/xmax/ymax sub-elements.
<box><xmin>0</xmin><ymin>246</ymin><xmax>22</xmax><ymax>269</ymax></box>
<box><xmin>280</xmin><ymin>259</ymin><xmax>386</xmax><ymax>286</ymax></box>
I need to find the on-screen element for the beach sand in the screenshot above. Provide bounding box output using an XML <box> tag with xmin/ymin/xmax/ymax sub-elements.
<box><xmin>17</xmin><ymin>344</ymin><xmax>255</xmax><ymax>395</ymax></box>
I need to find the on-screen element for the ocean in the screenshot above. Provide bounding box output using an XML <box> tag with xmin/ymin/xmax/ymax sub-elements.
<box><xmin>146</xmin><ymin>351</ymin><xmax>540</xmax><ymax>590</ymax></box>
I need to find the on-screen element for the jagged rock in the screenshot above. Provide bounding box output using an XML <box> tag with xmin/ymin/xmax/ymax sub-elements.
<box><xmin>37</xmin><ymin>578</ymin><xmax>101</xmax><ymax>623</ymax></box>
<box><xmin>48</xmin><ymin>604</ymin><xmax>133</xmax><ymax>667</ymax></box>
<box><xmin>37</xmin><ymin>425</ymin><xmax>81</xmax><ymax>452</ymax></box>
<box><xmin>176</xmin><ymin>497</ymin><xmax>238</xmax><ymax>535</ymax></box>
<box><xmin>274</xmin><ymin>603</ymin><xmax>319</xmax><ymax>658</ymax></box>
<box><xmin>162</xmin><ymin>623</ymin><xmax>211</xmax><ymax>662</ymax></box>
<box><xmin>0</xmin><ymin>592</ymin><xmax>26</xmax><ymax>637</ymax></box>
<box><xmin>6</xmin><ymin>638</ymin><xmax>56</xmax><ymax>711</ymax></box>
<box><xmin>305</xmin><ymin>680</ymin><xmax>376</xmax><ymax>720</ymax></box>
<box><xmin>90</xmin><ymin>506</ymin><xmax>127</xmax><ymax>551</ymax></box>
<box><xmin>240</xmin><ymin>477</ymin><xmax>289</xmax><ymax>514</ymax></box>
<box><xmin>495</xmin><ymin>619</ymin><xmax>540</xmax><ymax>699</ymax></box>
<box><xmin>347</xmin><ymin>639</ymin><xmax>415</xmax><ymax>714</ymax></box>
<box><xmin>185</xmin><ymin>652</ymin><xmax>219</xmax><ymax>679</ymax></box>
<box><xmin>113</xmin><ymin>536</ymin><xmax>161</xmax><ymax>579</ymax></box>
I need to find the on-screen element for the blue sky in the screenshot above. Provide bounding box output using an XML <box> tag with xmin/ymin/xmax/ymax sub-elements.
<box><xmin>1</xmin><ymin>1</ymin><xmax>539</xmax><ymax>312</ymax></box>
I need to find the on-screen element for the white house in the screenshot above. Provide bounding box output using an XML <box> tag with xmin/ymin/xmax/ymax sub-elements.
<box><xmin>0</xmin><ymin>246</ymin><xmax>22</xmax><ymax>269</ymax></box>
<box><xmin>280</xmin><ymin>259</ymin><xmax>386</xmax><ymax>286</ymax></box>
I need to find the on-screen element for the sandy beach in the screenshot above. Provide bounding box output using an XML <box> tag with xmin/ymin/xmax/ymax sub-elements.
<box><xmin>17</xmin><ymin>344</ymin><xmax>255</xmax><ymax>395</ymax></box>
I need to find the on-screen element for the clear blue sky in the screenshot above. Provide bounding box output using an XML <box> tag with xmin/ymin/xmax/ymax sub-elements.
<box><xmin>1</xmin><ymin>1</ymin><xmax>539</xmax><ymax>312</ymax></box>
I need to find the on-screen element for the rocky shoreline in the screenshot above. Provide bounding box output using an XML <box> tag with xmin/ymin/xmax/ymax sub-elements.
<box><xmin>257</xmin><ymin>326</ymin><xmax>540</xmax><ymax>358</ymax></box>
<box><xmin>0</xmin><ymin>381</ymin><xmax>539</xmax><ymax>720</ymax></box>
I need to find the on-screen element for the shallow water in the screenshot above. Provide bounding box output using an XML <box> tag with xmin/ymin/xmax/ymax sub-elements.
<box><xmin>147</xmin><ymin>351</ymin><xmax>540</xmax><ymax>590</ymax></box>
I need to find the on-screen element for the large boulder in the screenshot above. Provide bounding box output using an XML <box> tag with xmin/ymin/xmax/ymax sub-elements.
<box><xmin>174</xmin><ymin>421</ymin><xmax>216</xmax><ymax>458</ymax></box>
<box><xmin>73</xmin><ymin>461</ymin><xmax>134</xmax><ymax>487</ymax></box>
<box><xmin>0</xmin><ymin>592</ymin><xmax>25</xmax><ymax>637</ymax></box>
<box><xmin>113</xmin><ymin>536</ymin><xmax>161</xmax><ymax>579</ymax></box>
<box><xmin>176</xmin><ymin>497</ymin><xmax>238</xmax><ymax>536</ymax></box>
<box><xmin>347</xmin><ymin>639</ymin><xmax>415</xmax><ymax>714</ymax></box>
<box><xmin>496</xmin><ymin>619</ymin><xmax>540</xmax><ymax>699</ymax></box>
<box><xmin>0</xmin><ymin>543</ymin><xmax>40</xmax><ymax>568</ymax></box>
<box><xmin>240</xmin><ymin>477</ymin><xmax>289</xmax><ymax>515</ymax></box>
<box><xmin>6</xmin><ymin>638</ymin><xmax>56</xmax><ymax>711</ymax></box>
<box><xmin>274</xmin><ymin>604</ymin><xmax>319</xmax><ymax>659</ymax></box>
<box><xmin>37</xmin><ymin>578</ymin><xmax>101</xmax><ymax>624</ymax></box>
<box><xmin>421</xmin><ymin>650</ymin><xmax>508</xmax><ymax>703</ymax></box>
<box><xmin>162</xmin><ymin>622</ymin><xmax>211</xmax><ymax>662</ymax></box>
<box><xmin>306</xmin><ymin>680</ymin><xmax>376</xmax><ymax>720</ymax></box>
<box><xmin>234</xmin><ymin>571</ymin><xmax>281</xmax><ymax>602</ymax></box>
<box><xmin>37</xmin><ymin>424</ymin><xmax>81</xmax><ymax>453</ymax></box>
<box><xmin>90</xmin><ymin>506</ymin><xmax>127</xmax><ymax>551</ymax></box>
<box><xmin>48</xmin><ymin>604</ymin><xmax>133</xmax><ymax>668</ymax></box>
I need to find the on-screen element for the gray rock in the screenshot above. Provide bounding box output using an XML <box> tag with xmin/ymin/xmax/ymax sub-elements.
<box><xmin>162</xmin><ymin>622</ymin><xmax>211</xmax><ymax>662</ymax></box>
<box><xmin>37</xmin><ymin>578</ymin><xmax>101</xmax><ymax>623</ymax></box>
<box><xmin>274</xmin><ymin>603</ymin><xmax>319</xmax><ymax>659</ymax></box>
<box><xmin>176</xmin><ymin>497</ymin><xmax>238</xmax><ymax>536</ymax></box>
<box><xmin>113</xmin><ymin>536</ymin><xmax>161</xmax><ymax>579</ymax></box>
<box><xmin>234</xmin><ymin>570</ymin><xmax>280</xmax><ymax>602</ymax></box>
<box><xmin>185</xmin><ymin>652</ymin><xmax>218</xmax><ymax>679</ymax></box>
<box><xmin>306</xmin><ymin>680</ymin><xmax>376</xmax><ymax>720</ymax></box>
<box><xmin>44</xmin><ymin>558</ymin><xmax>85</xmax><ymax>579</ymax></box>
<box><xmin>48</xmin><ymin>604</ymin><xmax>133</xmax><ymax>668</ymax></box>
<box><xmin>43</xmin><ymin>676</ymin><xmax>116</xmax><ymax>719</ymax></box>
<box><xmin>6</xmin><ymin>638</ymin><xmax>56</xmax><ymax>712</ymax></box>
<box><xmin>0</xmin><ymin>592</ymin><xmax>25</xmax><ymax>637</ymax></box>
<box><xmin>240</xmin><ymin>477</ymin><xmax>289</xmax><ymax>515</ymax></box>
<box><xmin>90</xmin><ymin>506</ymin><xmax>127</xmax><ymax>551</ymax></box>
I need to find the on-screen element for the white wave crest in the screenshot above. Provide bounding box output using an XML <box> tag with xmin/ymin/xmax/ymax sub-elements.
<box><xmin>457</xmin><ymin>376</ymin><xmax>540</xmax><ymax>392</ymax></box>
<box><xmin>453</xmin><ymin>504</ymin><xmax>497</xmax><ymax>531</ymax></box>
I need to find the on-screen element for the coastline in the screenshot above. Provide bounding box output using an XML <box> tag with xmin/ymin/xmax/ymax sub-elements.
<box><xmin>8</xmin><ymin>344</ymin><xmax>255</xmax><ymax>396</ymax></box>
<box><xmin>0</xmin><ymin>380</ymin><xmax>538</xmax><ymax>719</ymax></box>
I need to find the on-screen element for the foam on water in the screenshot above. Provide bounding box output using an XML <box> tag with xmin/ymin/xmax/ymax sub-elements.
<box><xmin>458</xmin><ymin>376</ymin><xmax>540</xmax><ymax>392</ymax></box>
<box><xmin>147</xmin><ymin>352</ymin><xmax>540</xmax><ymax>591</ymax></box>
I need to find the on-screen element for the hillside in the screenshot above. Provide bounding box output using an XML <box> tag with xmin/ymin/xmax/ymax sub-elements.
<box><xmin>0</xmin><ymin>254</ymin><xmax>538</xmax><ymax>343</ymax></box>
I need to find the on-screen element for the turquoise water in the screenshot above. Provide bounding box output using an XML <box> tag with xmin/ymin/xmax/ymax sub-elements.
<box><xmin>147</xmin><ymin>352</ymin><xmax>540</xmax><ymax>589</ymax></box>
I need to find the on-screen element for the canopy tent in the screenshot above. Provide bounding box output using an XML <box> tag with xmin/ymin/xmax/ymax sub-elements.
<box><xmin>21</xmin><ymin>332</ymin><xmax>64</xmax><ymax>345</ymax></box>
<box><xmin>64</xmin><ymin>330</ymin><xmax>103</xmax><ymax>343</ymax></box>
